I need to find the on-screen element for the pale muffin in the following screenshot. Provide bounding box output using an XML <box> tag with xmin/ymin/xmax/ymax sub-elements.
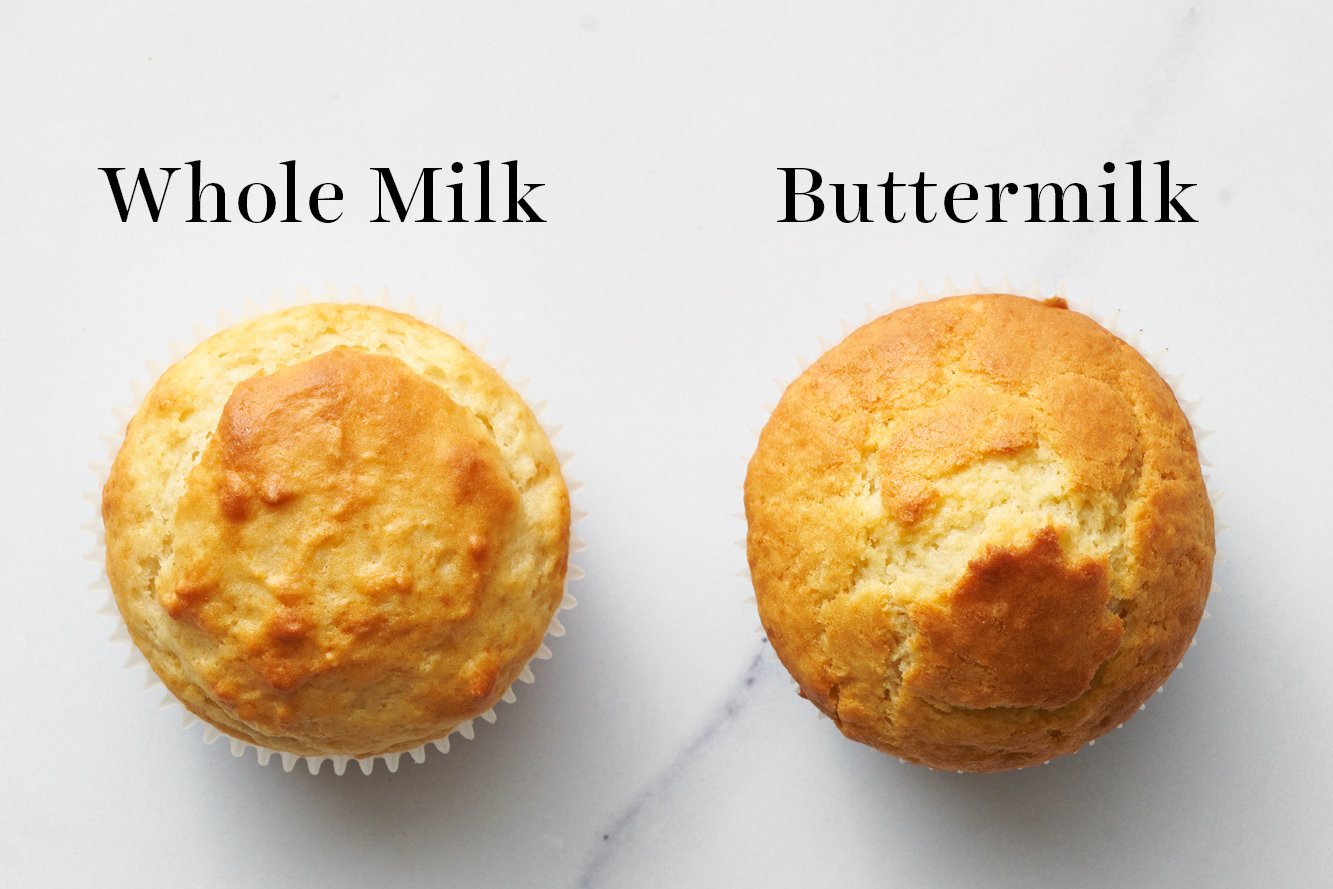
<box><xmin>103</xmin><ymin>304</ymin><xmax>569</xmax><ymax>757</ymax></box>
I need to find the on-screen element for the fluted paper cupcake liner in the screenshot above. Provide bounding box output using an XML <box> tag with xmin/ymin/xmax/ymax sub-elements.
<box><xmin>89</xmin><ymin>285</ymin><xmax>584</xmax><ymax>775</ymax></box>
<box><xmin>737</xmin><ymin>278</ymin><xmax>1220</xmax><ymax>771</ymax></box>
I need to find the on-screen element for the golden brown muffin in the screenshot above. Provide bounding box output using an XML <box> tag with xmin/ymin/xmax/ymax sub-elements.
<box><xmin>103</xmin><ymin>304</ymin><xmax>570</xmax><ymax>757</ymax></box>
<box><xmin>745</xmin><ymin>294</ymin><xmax>1213</xmax><ymax>772</ymax></box>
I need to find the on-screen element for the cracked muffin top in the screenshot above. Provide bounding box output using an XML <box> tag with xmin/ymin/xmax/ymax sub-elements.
<box><xmin>103</xmin><ymin>303</ymin><xmax>569</xmax><ymax>757</ymax></box>
<box><xmin>744</xmin><ymin>294</ymin><xmax>1213</xmax><ymax>771</ymax></box>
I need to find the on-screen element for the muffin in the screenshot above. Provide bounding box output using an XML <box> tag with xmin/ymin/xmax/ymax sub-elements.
<box><xmin>102</xmin><ymin>303</ymin><xmax>570</xmax><ymax>759</ymax></box>
<box><xmin>744</xmin><ymin>294</ymin><xmax>1213</xmax><ymax>772</ymax></box>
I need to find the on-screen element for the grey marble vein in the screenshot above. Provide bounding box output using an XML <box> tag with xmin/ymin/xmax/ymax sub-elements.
<box><xmin>1041</xmin><ymin>2</ymin><xmax>1208</xmax><ymax>283</ymax></box>
<box><xmin>575</xmin><ymin>645</ymin><xmax>777</xmax><ymax>889</ymax></box>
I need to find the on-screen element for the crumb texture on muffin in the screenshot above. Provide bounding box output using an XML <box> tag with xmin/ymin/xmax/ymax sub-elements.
<box><xmin>745</xmin><ymin>294</ymin><xmax>1213</xmax><ymax>771</ymax></box>
<box><xmin>103</xmin><ymin>304</ymin><xmax>569</xmax><ymax>757</ymax></box>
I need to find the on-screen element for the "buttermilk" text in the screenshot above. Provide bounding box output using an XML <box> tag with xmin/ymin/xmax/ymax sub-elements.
<box><xmin>778</xmin><ymin>161</ymin><xmax>1197</xmax><ymax>223</ymax></box>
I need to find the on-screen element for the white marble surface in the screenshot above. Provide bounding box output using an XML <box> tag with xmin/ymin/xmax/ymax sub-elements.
<box><xmin>2</xmin><ymin>2</ymin><xmax>1331</xmax><ymax>887</ymax></box>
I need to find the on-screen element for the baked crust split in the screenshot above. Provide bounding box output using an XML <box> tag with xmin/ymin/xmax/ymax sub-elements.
<box><xmin>745</xmin><ymin>294</ymin><xmax>1213</xmax><ymax>771</ymax></box>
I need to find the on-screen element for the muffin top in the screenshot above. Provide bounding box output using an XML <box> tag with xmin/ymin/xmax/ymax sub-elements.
<box><xmin>103</xmin><ymin>304</ymin><xmax>569</xmax><ymax>757</ymax></box>
<box><xmin>744</xmin><ymin>294</ymin><xmax>1213</xmax><ymax>771</ymax></box>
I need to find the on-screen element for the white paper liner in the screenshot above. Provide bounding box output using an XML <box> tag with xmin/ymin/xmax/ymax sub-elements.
<box><xmin>89</xmin><ymin>285</ymin><xmax>584</xmax><ymax>775</ymax></box>
<box><xmin>737</xmin><ymin>278</ymin><xmax>1220</xmax><ymax>772</ymax></box>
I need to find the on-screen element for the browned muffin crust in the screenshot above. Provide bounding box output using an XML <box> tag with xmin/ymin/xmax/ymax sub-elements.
<box><xmin>103</xmin><ymin>304</ymin><xmax>569</xmax><ymax>757</ymax></box>
<box><xmin>744</xmin><ymin>294</ymin><xmax>1213</xmax><ymax>771</ymax></box>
